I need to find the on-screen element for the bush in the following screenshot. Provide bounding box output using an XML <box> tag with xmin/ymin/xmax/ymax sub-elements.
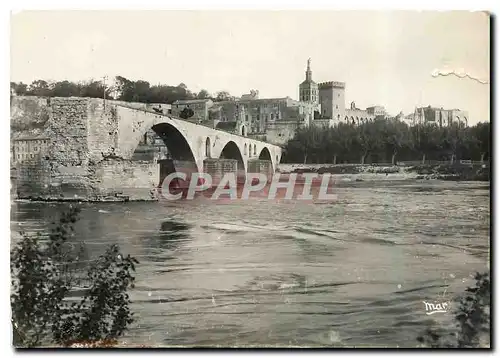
<box><xmin>417</xmin><ymin>272</ymin><xmax>490</xmax><ymax>348</ymax></box>
<box><xmin>11</xmin><ymin>206</ymin><xmax>139</xmax><ymax>347</ymax></box>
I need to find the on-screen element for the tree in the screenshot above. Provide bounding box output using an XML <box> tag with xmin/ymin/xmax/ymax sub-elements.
<box><xmin>27</xmin><ymin>80</ymin><xmax>52</xmax><ymax>97</ymax></box>
<box><xmin>179</xmin><ymin>106</ymin><xmax>195</xmax><ymax>120</ymax></box>
<box><xmin>215</xmin><ymin>91</ymin><xmax>232</xmax><ymax>102</ymax></box>
<box><xmin>196</xmin><ymin>89</ymin><xmax>211</xmax><ymax>99</ymax></box>
<box><xmin>132</xmin><ymin>80</ymin><xmax>151</xmax><ymax>103</ymax></box>
<box><xmin>417</xmin><ymin>272</ymin><xmax>490</xmax><ymax>348</ymax></box>
<box><xmin>384</xmin><ymin>120</ymin><xmax>410</xmax><ymax>165</ymax></box>
<box><xmin>79</xmin><ymin>80</ymin><xmax>110</xmax><ymax>99</ymax></box>
<box><xmin>11</xmin><ymin>207</ymin><xmax>138</xmax><ymax>347</ymax></box>
<box><xmin>51</xmin><ymin>80</ymin><xmax>82</xmax><ymax>97</ymax></box>
<box><xmin>11</xmin><ymin>82</ymin><xmax>28</xmax><ymax>96</ymax></box>
<box><xmin>114</xmin><ymin>76</ymin><xmax>135</xmax><ymax>102</ymax></box>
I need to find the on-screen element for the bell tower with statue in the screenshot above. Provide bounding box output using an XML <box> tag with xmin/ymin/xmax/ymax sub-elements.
<box><xmin>299</xmin><ymin>58</ymin><xmax>319</xmax><ymax>105</ymax></box>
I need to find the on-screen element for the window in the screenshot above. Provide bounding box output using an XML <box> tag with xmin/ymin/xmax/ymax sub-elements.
<box><xmin>17</xmin><ymin>154</ymin><xmax>20</xmax><ymax>159</ymax></box>
<box><xmin>336</xmin><ymin>105</ymin><xmax>338</xmax><ymax>109</ymax></box>
<box><xmin>271</xmin><ymin>114</ymin><xmax>274</xmax><ymax>120</ymax></box>
<box><xmin>30</xmin><ymin>154</ymin><xmax>33</xmax><ymax>158</ymax></box>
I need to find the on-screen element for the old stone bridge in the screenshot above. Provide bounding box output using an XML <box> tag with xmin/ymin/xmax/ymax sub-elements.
<box><xmin>13</xmin><ymin>97</ymin><xmax>282</xmax><ymax>201</ymax></box>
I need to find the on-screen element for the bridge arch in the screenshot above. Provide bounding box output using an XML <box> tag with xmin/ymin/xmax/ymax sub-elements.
<box><xmin>220</xmin><ymin>140</ymin><xmax>246</xmax><ymax>176</ymax></box>
<box><xmin>205</xmin><ymin>137</ymin><xmax>211</xmax><ymax>158</ymax></box>
<box><xmin>148</xmin><ymin>123</ymin><xmax>197</xmax><ymax>164</ymax></box>
<box><xmin>148</xmin><ymin>123</ymin><xmax>200</xmax><ymax>175</ymax></box>
<box><xmin>258</xmin><ymin>147</ymin><xmax>272</xmax><ymax>161</ymax></box>
<box><xmin>258</xmin><ymin>147</ymin><xmax>274</xmax><ymax>172</ymax></box>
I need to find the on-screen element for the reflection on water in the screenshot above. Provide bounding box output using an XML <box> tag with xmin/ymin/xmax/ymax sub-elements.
<box><xmin>10</xmin><ymin>180</ymin><xmax>490</xmax><ymax>347</ymax></box>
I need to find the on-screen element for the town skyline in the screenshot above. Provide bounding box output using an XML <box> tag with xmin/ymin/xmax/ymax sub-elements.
<box><xmin>11</xmin><ymin>11</ymin><xmax>490</xmax><ymax>124</ymax></box>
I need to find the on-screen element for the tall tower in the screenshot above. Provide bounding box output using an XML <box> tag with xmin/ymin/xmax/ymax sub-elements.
<box><xmin>318</xmin><ymin>81</ymin><xmax>346</xmax><ymax>122</ymax></box>
<box><xmin>299</xmin><ymin>58</ymin><xmax>319</xmax><ymax>105</ymax></box>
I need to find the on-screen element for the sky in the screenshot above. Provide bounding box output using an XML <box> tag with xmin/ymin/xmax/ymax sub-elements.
<box><xmin>10</xmin><ymin>10</ymin><xmax>490</xmax><ymax>123</ymax></box>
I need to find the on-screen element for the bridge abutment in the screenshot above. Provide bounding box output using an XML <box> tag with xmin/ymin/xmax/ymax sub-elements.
<box><xmin>247</xmin><ymin>159</ymin><xmax>274</xmax><ymax>182</ymax></box>
<box><xmin>203</xmin><ymin>158</ymin><xmax>241</xmax><ymax>185</ymax></box>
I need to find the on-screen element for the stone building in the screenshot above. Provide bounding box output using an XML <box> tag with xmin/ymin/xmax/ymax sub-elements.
<box><xmin>208</xmin><ymin>58</ymin><xmax>391</xmax><ymax>145</ymax></box>
<box><xmin>318</xmin><ymin>81</ymin><xmax>346</xmax><ymax>123</ymax></box>
<box><xmin>366</xmin><ymin>105</ymin><xmax>387</xmax><ymax>119</ymax></box>
<box><xmin>344</xmin><ymin>101</ymin><xmax>376</xmax><ymax>125</ymax></box>
<box><xmin>12</xmin><ymin>136</ymin><xmax>50</xmax><ymax>164</ymax></box>
<box><xmin>407</xmin><ymin>106</ymin><xmax>469</xmax><ymax>127</ymax></box>
<box><xmin>212</xmin><ymin>96</ymin><xmax>315</xmax><ymax>143</ymax></box>
<box><xmin>171</xmin><ymin>98</ymin><xmax>214</xmax><ymax>123</ymax></box>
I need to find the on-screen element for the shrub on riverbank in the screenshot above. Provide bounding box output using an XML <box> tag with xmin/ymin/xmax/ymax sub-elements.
<box><xmin>11</xmin><ymin>206</ymin><xmax>139</xmax><ymax>348</ymax></box>
<box><xmin>417</xmin><ymin>272</ymin><xmax>490</xmax><ymax>348</ymax></box>
<box><xmin>408</xmin><ymin>164</ymin><xmax>490</xmax><ymax>181</ymax></box>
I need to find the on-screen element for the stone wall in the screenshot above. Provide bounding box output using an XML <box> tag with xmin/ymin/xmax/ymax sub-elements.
<box><xmin>48</xmin><ymin>97</ymin><xmax>90</xmax><ymax>166</ymax></box>
<box><xmin>108</xmin><ymin>100</ymin><xmax>171</xmax><ymax>115</ymax></box>
<box><xmin>15</xmin><ymin>157</ymin><xmax>51</xmax><ymax>199</ymax></box>
<box><xmin>94</xmin><ymin>158</ymin><xmax>160</xmax><ymax>201</ymax></box>
<box><xmin>87</xmin><ymin>99</ymin><xmax>120</xmax><ymax>162</ymax></box>
<box><xmin>265</xmin><ymin>121</ymin><xmax>299</xmax><ymax>146</ymax></box>
<box><xmin>14</xmin><ymin>98</ymin><xmax>95</xmax><ymax>200</ymax></box>
<box><xmin>10</xmin><ymin>96</ymin><xmax>50</xmax><ymax>135</ymax></box>
<box><xmin>203</xmin><ymin>158</ymin><xmax>239</xmax><ymax>185</ymax></box>
<box><xmin>247</xmin><ymin>159</ymin><xmax>273</xmax><ymax>181</ymax></box>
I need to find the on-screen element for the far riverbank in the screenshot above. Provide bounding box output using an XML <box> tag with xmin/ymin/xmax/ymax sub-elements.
<box><xmin>278</xmin><ymin>162</ymin><xmax>490</xmax><ymax>182</ymax></box>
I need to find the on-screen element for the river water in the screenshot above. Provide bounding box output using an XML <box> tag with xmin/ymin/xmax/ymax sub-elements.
<box><xmin>10</xmin><ymin>178</ymin><xmax>490</xmax><ymax>348</ymax></box>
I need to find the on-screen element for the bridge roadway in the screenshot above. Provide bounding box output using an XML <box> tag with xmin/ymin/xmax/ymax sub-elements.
<box><xmin>106</xmin><ymin>99</ymin><xmax>282</xmax><ymax>174</ymax></box>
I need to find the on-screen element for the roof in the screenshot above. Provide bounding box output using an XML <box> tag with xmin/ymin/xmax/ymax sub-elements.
<box><xmin>300</xmin><ymin>79</ymin><xmax>317</xmax><ymax>86</ymax></box>
<box><xmin>173</xmin><ymin>99</ymin><xmax>212</xmax><ymax>105</ymax></box>
<box><xmin>215</xmin><ymin>121</ymin><xmax>238</xmax><ymax>131</ymax></box>
<box><xmin>236</xmin><ymin>97</ymin><xmax>291</xmax><ymax>104</ymax></box>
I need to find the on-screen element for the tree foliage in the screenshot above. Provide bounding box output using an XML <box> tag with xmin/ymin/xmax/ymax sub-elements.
<box><xmin>179</xmin><ymin>107</ymin><xmax>195</xmax><ymax>120</ymax></box>
<box><xmin>10</xmin><ymin>77</ymin><xmax>230</xmax><ymax>105</ymax></box>
<box><xmin>417</xmin><ymin>272</ymin><xmax>490</xmax><ymax>348</ymax></box>
<box><xmin>282</xmin><ymin>120</ymin><xmax>490</xmax><ymax>164</ymax></box>
<box><xmin>11</xmin><ymin>206</ymin><xmax>138</xmax><ymax>347</ymax></box>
